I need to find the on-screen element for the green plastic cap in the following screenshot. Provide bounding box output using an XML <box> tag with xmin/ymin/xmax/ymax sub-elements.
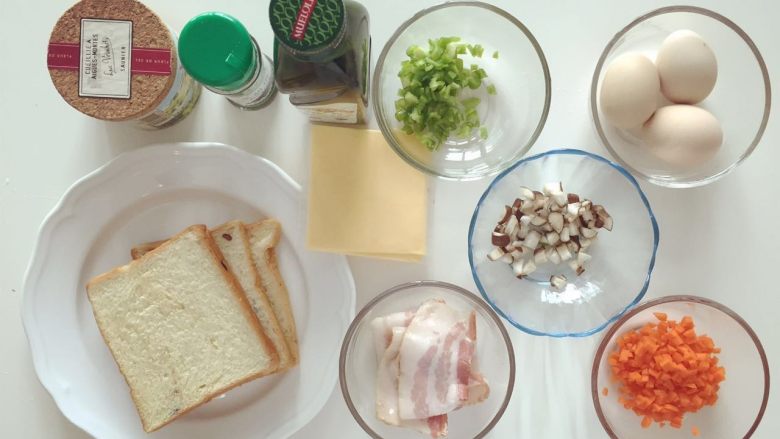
<box><xmin>269</xmin><ymin>0</ymin><xmax>346</xmax><ymax>55</ymax></box>
<box><xmin>179</xmin><ymin>12</ymin><xmax>257</xmax><ymax>91</ymax></box>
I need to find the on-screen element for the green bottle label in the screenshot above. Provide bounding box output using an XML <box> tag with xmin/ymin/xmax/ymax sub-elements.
<box><xmin>269</xmin><ymin>0</ymin><xmax>345</xmax><ymax>53</ymax></box>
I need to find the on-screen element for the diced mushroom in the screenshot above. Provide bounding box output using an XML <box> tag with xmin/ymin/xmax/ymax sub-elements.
<box><xmin>523</xmin><ymin>230</ymin><xmax>541</xmax><ymax>249</ymax></box>
<box><xmin>542</xmin><ymin>223</ymin><xmax>554</xmax><ymax>232</ymax></box>
<box><xmin>567</xmin><ymin>241</ymin><xmax>579</xmax><ymax>253</ymax></box>
<box><xmin>546</xmin><ymin>231</ymin><xmax>560</xmax><ymax>245</ymax></box>
<box><xmin>566</xmin><ymin>202</ymin><xmax>581</xmax><ymax>217</ymax></box>
<box><xmin>543</xmin><ymin>182</ymin><xmax>563</xmax><ymax>195</ymax></box>
<box><xmin>567</xmin><ymin>193</ymin><xmax>580</xmax><ymax>203</ymax></box>
<box><xmin>531</xmin><ymin>215</ymin><xmax>548</xmax><ymax>226</ymax></box>
<box><xmin>522</xmin><ymin>259</ymin><xmax>537</xmax><ymax>275</ymax></box>
<box><xmin>550</xmin><ymin>274</ymin><xmax>567</xmax><ymax>289</ymax></box>
<box><xmin>577</xmin><ymin>251</ymin><xmax>592</xmax><ymax>265</ymax></box>
<box><xmin>510</xmin><ymin>249</ymin><xmax>524</xmax><ymax>261</ymax></box>
<box><xmin>518</xmin><ymin>186</ymin><xmax>535</xmax><ymax>200</ymax></box>
<box><xmin>579</xmin><ymin>237</ymin><xmax>592</xmax><ymax>249</ymax></box>
<box><xmin>505</xmin><ymin>214</ymin><xmax>519</xmax><ymax>236</ymax></box>
<box><xmin>560</xmin><ymin>227</ymin><xmax>570</xmax><ymax>242</ymax></box>
<box><xmin>488</xmin><ymin>247</ymin><xmax>505</xmax><ymax>261</ymax></box>
<box><xmin>580</xmin><ymin>227</ymin><xmax>597</xmax><ymax>239</ymax></box>
<box><xmin>517</xmin><ymin>222</ymin><xmax>529</xmax><ymax>239</ymax></box>
<box><xmin>556</xmin><ymin>244</ymin><xmax>573</xmax><ymax>261</ymax></box>
<box><xmin>568</xmin><ymin>222</ymin><xmax>579</xmax><ymax>236</ymax></box>
<box><xmin>499</xmin><ymin>205</ymin><xmax>513</xmax><ymax>224</ymax></box>
<box><xmin>500</xmin><ymin>253</ymin><xmax>514</xmax><ymax>264</ymax></box>
<box><xmin>549</xmin><ymin>212</ymin><xmax>564</xmax><ymax>233</ymax></box>
<box><xmin>492</xmin><ymin>232</ymin><xmax>510</xmax><ymax>247</ymax></box>
<box><xmin>534</xmin><ymin>247</ymin><xmax>548</xmax><ymax>264</ymax></box>
<box><xmin>512</xmin><ymin>259</ymin><xmax>525</xmax><ymax>278</ymax></box>
<box><xmin>547</xmin><ymin>246</ymin><xmax>562</xmax><ymax>264</ymax></box>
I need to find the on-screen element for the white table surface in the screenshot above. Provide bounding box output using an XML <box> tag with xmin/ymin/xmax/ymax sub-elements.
<box><xmin>1</xmin><ymin>0</ymin><xmax>778</xmax><ymax>437</ymax></box>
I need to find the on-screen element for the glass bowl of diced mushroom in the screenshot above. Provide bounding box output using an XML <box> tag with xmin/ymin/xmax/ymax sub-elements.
<box><xmin>467</xmin><ymin>149</ymin><xmax>660</xmax><ymax>337</ymax></box>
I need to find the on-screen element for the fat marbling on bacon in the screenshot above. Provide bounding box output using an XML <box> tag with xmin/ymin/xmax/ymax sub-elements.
<box><xmin>371</xmin><ymin>299</ymin><xmax>489</xmax><ymax>438</ymax></box>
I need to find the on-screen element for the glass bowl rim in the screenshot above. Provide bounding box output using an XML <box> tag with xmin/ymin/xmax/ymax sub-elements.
<box><xmin>338</xmin><ymin>280</ymin><xmax>516</xmax><ymax>439</ymax></box>
<box><xmin>589</xmin><ymin>294</ymin><xmax>771</xmax><ymax>438</ymax></box>
<box><xmin>372</xmin><ymin>0</ymin><xmax>552</xmax><ymax>181</ymax></box>
<box><xmin>589</xmin><ymin>5</ymin><xmax>772</xmax><ymax>189</ymax></box>
<box><xmin>467</xmin><ymin>148</ymin><xmax>660</xmax><ymax>338</ymax></box>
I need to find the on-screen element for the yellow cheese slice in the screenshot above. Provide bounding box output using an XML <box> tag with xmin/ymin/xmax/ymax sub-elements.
<box><xmin>308</xmin><ymin>125</ymin><xmax>427</xmax><ymax>262</ymax></box>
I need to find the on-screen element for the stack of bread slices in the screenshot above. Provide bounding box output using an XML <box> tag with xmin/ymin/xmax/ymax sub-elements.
<box><xmin>86</xmin><ymin>219</ymin><xmax>298</xmax><ymax>432</ymax></box>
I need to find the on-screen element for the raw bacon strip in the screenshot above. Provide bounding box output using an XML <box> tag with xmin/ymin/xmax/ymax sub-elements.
<box><xmin>462</xmin><ymin>371</ymin><xmax>490</xmax><ymax>407</ymax></box>
<box><xmin>398</xmin><ymin>300</ymin><xmax>477</xmax><ymax>420</ymax></box>
<box><xmin>371</xmin><ymin>310</ymin><xmax>416</xmax><ymax>359</ymax></box>
<box><xmin>373</xmin><ymin>299</ymin><xmax>489</xmax><ymax>438</ymax></box>
<box><xmin>376</xmin><ymin>327</ymin><xmax>406</xmax><ymax>425</ymax></box>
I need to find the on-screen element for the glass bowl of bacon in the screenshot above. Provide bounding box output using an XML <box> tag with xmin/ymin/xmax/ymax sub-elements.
<box><xmin>339</xmin><ymin>281</ymin><xmax>515</xmax><ymax>438</ymax></box>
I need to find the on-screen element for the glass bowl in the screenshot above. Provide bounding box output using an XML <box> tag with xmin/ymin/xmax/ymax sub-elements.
<box><xmin>339</xmin><ymin>281</ymin><xmax>515</xmax><ymax>438</ymax></box>
<box><xmin>468</xmin><ymin>149</ymin><xmax>659</xmax><ymax>337</ymax></box>
<box><xmin>591</xmin><ymin>295</ymin><xmax>770</xmax><ymax>438</ymax></box>
<box><xmin>373</xmin><ymin>1</ymin><xmax>551</xmax><ymax>180</ymax></box>
<box><xmin>591</xmin><ymin>6</ymin><xmax>771</xmax><ymax>188</ymax></box>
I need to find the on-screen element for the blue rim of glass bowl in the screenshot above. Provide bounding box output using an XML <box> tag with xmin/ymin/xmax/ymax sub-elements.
<box><xmin>467</xmin><ymin>148</ymin><xmax>660</xmax><ymax>337</ymax></box>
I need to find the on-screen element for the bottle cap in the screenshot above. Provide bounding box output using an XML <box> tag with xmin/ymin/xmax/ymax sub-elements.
<box><xmin>179</xmin><ymin>12</ymin><xmax>257</xmax><ymax>91</ymax></box>
<box><xmin>269</xmin><ymin>0</ymin><xmax>346</xmax><ymax>57</ymax></box>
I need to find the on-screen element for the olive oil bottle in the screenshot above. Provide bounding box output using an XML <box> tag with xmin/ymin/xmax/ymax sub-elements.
<box><xmin>269</xmin><ymin>0</ymin><xmax>370</xmax><ymax>124</ymax></box>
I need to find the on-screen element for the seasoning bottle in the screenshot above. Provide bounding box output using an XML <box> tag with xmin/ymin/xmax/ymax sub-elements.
<box><xmin>178</xmin><ymin>12</ymin><xmax>277</xmax><ymax>110</ymax></box>
<box><xmin>47</xmin><ymin>0</ymin><xmax>201</xmax><ymax>129</ymax></box>
<box><xmin>269</xmin><ymin>0</ymin><xmax>370</xmax><ymax>124</ymax></box>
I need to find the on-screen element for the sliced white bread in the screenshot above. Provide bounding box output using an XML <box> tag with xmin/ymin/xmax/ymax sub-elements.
<box><xmin>87</xmin><ymin>225</ymin><xmax>278</xmax><ymax>432</ymax></box>
<box><xmin>130</xmin><ymin>224</ymin><xmax>296</xmax><ymax>371</ymax></box>
<box><xmin>211</xmin><ymin>221</ymin><xmax>294</xmax><ymax>371</ymax></box>
<box><xmin>247</xmin><ymin>219</ymin><xmax>299</xmax><ymax>364</ymax></box>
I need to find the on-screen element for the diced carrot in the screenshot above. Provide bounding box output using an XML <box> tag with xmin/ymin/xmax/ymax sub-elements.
<box><xmin>606</xmin><ymin>314</ymin><xmax>725</xmax><ymax>430</ymax></box>
<box><xmin>692</xmin><ymin>426</ymin><xmax>701</xmax><ymax>436</ymax></box>
<box><xmin>602</xmin><ymin>387</ymin><xmax>609</xmax><ymax>396</ymax></box>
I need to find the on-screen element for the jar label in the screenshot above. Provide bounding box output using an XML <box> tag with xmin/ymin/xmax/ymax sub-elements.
<box><xmin>269</xmin><ymin>0</ymin><xmax>345</xmax><ymax>53</ymax></box>
<box><xmin>78</xmin><ymin>19</ymin><xmax>133</xmax><ymax>99</ymax></box>
<box><xmin>298</xmin><ymin>102</ymin><xmax>359</xmax><ymax>124</ymax></box>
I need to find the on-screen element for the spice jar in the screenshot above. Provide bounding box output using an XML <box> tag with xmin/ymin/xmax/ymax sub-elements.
<box><xmin>47</xmin><ymin>0</ymin><xmax>201</xmax><ymax>129</ymax></box>
<box><xmin>178</xmin><ymin>12</ymin><xmax>277</xmax><ymax>110</ymax></box>
<box><xmin>269</xmin><ymin>0</ymin><xmax>370</xmax><ymax>124</ymax></box>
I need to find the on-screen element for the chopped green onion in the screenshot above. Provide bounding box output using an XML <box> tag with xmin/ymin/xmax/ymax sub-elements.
<box><xmin>492</xmin><ymin>51</ymin><xmax>500</xmax><ymax>59</ymax></box>
<box><xmin>394</xmin><ymin>37</ymin><xmax>497</xmax><ymax>151</ymax></box>
<box><xmin>480</xmin><ymin>126</ymin><xmax>489</xmax><ymax>139</ymax></box>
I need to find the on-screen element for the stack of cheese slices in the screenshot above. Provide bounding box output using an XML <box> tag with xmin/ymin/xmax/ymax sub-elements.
<box><xmin>86</xmin><ymin>219</ymin><xmax>298</xmax><ymax>432</ymax></box>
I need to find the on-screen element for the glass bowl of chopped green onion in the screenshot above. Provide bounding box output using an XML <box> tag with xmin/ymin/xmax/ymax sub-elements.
<box><xmin>373</xmin><ymin>1</ymin><xmax>551</xmax><ymax>180</ymax></box>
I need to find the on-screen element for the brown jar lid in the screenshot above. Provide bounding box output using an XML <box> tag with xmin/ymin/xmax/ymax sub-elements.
<box><xmin>47</xmin><ymin>0</ymin><xmax>177</xmax><ymax>121</ymax></box>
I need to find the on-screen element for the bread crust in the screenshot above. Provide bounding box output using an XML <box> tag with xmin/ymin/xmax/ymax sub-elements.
<box><xmin>86</xmin><ymin>224</ymin><xmax>279</xmax><ymax>432</ymax></box>
<box><xmin>213</xmin><ymin>220</ymin><xmax>292</xmax><ymax>370</ymax></box>
<box><xmin>201</xmin><ymin>226</ymin><xmax>280</xmax><ymax>370</ymax></box>
<box><xmin>247</xmin><ymin>219</ymin><xmax>299</xmax><ymax>365</ymax></box>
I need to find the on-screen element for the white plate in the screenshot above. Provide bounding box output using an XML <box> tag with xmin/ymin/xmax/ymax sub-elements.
<box><xmin>21</xmin><ymin>143</ymin><xmax>355</xmax><ymax>439</ymax></box>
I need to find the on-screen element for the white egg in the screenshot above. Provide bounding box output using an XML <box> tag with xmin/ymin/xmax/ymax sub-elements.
<box><xmin>656</xmin><ymin>30</ymin><xmax>718</xmax><ymax>104</ymax></box>
<box><xmin>599</xmin><ymin>54</ymin><xmax>660</xmax><ymax>129</ymax></box>
<box><xmin>642</xmin><ymin>105</ymin><xmax>722</xmax><ymax>167</ymax></box>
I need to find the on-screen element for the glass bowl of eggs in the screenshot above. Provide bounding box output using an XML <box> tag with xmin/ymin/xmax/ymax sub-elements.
<box><xmin>591</xmin><ymin>6</ymin><xmax>771</xmax><ymax>188</ymax></box>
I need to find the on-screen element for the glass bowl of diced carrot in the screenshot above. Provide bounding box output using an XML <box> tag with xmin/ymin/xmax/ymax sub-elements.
<box><xmin>591</xmin><ymin>295</ymin><xmax>770</xmax><ymax>438</ymax></box>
